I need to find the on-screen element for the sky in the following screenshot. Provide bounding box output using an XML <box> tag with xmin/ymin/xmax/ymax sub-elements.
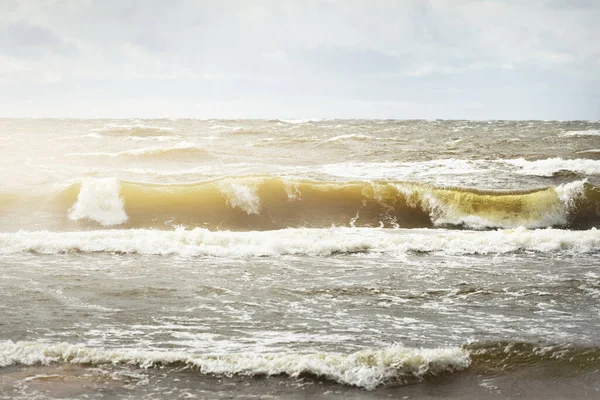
<box><xmin>0</xmin><ymin>0</ymin><xmax>599</xmax><ymax>120</ymax></box>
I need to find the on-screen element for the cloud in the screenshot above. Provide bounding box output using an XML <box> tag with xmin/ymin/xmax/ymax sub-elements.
<box><xmin>405</xmin><ymin>62</ymin><xmax>514</xmax><ymax>77</ymax></box>
<box><xmin>0</xmin><ymin>20</ymin><xmax>78</xmax><ymax>58</ymax></box>
<box><xmin>0</xmin><ymin>0</ymin><xmax>598</xmax><ymax>119</ymax></box>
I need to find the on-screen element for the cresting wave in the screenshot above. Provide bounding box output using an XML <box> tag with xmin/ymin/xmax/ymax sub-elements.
<box><xmin>1</xmin><ymin>227</ymin><xmax>599</xmax><ymax>256</ymax></box>
<box><xmin>2</xmin><ymin>341</ymin><xmax>597</xmax><ymax>389</ymax></box>
<box><xmin>58</xmin><ymin>176</ymin><xmax>600</xmax><ymax>230</ymax></box>
<box><xmin>0</xmin><ymin>341</ymin><xmax>468</xmax><ymax>389</ymax></box>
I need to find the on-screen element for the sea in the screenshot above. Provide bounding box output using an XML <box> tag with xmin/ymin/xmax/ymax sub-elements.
<box><xmin>0</xmin><ymin>118</ymin><xmax>599</xmax><ymax>399</ymax></box>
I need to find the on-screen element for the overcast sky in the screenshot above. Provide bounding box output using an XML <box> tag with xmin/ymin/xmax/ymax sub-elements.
<box><xmin>1</xmin><ymin>0</ymin><xmax>599</xmax><ymax>119</ymax></box>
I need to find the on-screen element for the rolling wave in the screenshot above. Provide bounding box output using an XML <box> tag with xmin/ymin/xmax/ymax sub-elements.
<box><xmin>55</xmin><ymin>176</ymin><xmax>599</xmax><ymax>230</ymax></box>
<box><xmin>1</xmin><ymin>340</ymin><xmax>597</xmax><ymax>389</ymax></box>
<box><xmin>0</xmin><ymin>341</ymin><xmax>468</xmax><ymax>389</ymax></box>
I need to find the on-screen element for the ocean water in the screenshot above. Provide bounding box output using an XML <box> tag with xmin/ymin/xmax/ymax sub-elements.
<box><xmin>0</xmin><ymin>118</ymin><xmax>599</xmax><ymax>399</ymax></box>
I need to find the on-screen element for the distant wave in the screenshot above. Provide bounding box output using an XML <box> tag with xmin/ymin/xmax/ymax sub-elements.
<box><xmin>83</xmin><ymin>133</ymin><xmax>179</xmax><ymax>142</ymax></box>
<box><xmin>1</xmin><ymin>226</ymin><xmax>599</xmax><ymax>257</ymax></box>
<box><xmin>327</xmin><ymin>134</ymin><xmax>405</xmax><ymax>142</ymax></box>
<box><xmin>317</xmin><ymin>158</ymin><xmax>600</xmax><ymax>181</ymax></box>
<box><xmin>506</xmin><ymin>158</ymin><xmax>600</xmax><ymax>176</ymax></box>
<box><xmin>67</xmin><ymin>142</ymin><xmax>210</xmax><ymax>159</ymax></box>
<box><xmin>562</xmin><ymin>129</ymin><xmax>600</xmax><ymax>137</ymax></box>
<box><xmin>577</xmin><ymin>149</ymin><xmax>600</xmax><ymax>154</ymax></box>
<box><xmin>277</xmin><ymin>118</ymin><xmax>324</xmax><ymax>124</ymax></box>
<box><xmin>89</xmin><ymin>123</ymin><xmax>175</xmax><ymax>136</ymax></box>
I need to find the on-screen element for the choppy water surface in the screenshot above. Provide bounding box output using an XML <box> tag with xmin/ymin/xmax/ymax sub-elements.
<box><xmin>1</xmin><ymin>119</ymin><xmax>599</xmax><ymax>399</ymax></box>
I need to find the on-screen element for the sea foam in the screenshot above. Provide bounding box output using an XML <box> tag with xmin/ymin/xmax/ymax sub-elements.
<box><xmin>1</xmin><ymin>227</ymin><xmax>598</xmax><ymax>257</ymax></box>
<box><xmin>508</xmin><ymin>158</ymin><xmax>600</xmax><ymax>176</ymax></box>
<box><xmin>562</xmin><ymin>129</ymin><xmax>600</xmax><ymax>137</ymax></box>
<box><xmin>217</xmin><ymin>179</ymin><xmax>262</xmax><ymax>214</ymax></box>
<box><xmin>68</xmin><ymin>177</ymin><xmax>127</xmax><ymax>226</ymax></box>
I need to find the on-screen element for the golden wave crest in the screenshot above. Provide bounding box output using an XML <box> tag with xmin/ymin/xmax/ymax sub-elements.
<box><xmin>51</xmin><ymin>176</ymin><xmax>600</xmax><ymax>230</ymax></box>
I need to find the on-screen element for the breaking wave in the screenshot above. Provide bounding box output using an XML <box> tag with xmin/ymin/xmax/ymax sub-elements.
<box><xmin>52</xmin><ymin>176</ymin><xmax>600</xmax><ymax>230</ymax></box>
<box><xmin>1</xmin><ymin>226</ymin><xmax>598</xmax><ymax>257</ymax></box>
<box><xmin>1</xmin><ymin>340</ymin><xmax>597</xmax><ymax>389</ymax></box>
<box><xmin>0</xmin><ymin>341</ymin><xmax>467</xmax><ymax>389</ymax></box>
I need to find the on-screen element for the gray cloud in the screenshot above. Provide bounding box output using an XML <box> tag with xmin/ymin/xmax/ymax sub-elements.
<box><xmin>0</xmin><ymin>20</ymin><xmax>78</xmax><ymax>58</ymax></box>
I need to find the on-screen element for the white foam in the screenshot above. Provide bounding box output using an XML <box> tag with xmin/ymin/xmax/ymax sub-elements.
<box><xmin>120</xmin><ymin>142</ymin><xmax>201</xmax><ymax>156</ymax></box>
<box><xmin>217</xmin><ymin>179</ymin><xmax>262</xmax><ymax>214</ymax></box>
<box><xmin>66</xmin><ymin>159</ymin><xmax>599</xmax><ymax>186</ymax></box>
<box><xmin>213</xmin><ymin>125</ymin><xmax>244</xmax><ymax>132</ymax></box>
<box><xmin>283</xmin><ymin>181</ymin><xmax>301</xmax><ymax>200</ymax></box>
<box><xmin>317</xmin><ymin>159</ymin><xmax>600</xmax><ymax>181</ymax></box>
<box><xmin>327</xmin><ymin>134</ymin><xmax>405</xmax><ymax>142</ymax></box>
<box><xmin>278</xmin><ymin>118</ymin><xmax>323</xmax><ymax>124</ymax></box>
<box><xmin>507</xmin><ymin>158</ymin><xmax>600</xmax><ymax>176</ymax></box>
<box><xmin>318</xmin><ymin>160</ymin><xmax>493</xmax><ymax>180</ymax></box>
<box><xmin>555</xmin><ymin>180</ymin><xmax>587</xmax><ymax>210</ymax></box>
<box><xmin>126</xmin><ymin>135</ymin><xmax>179</xmax><ymax>142</ymax></box>
<box><xmin>562</xmin><ymin>129</ymin><xmax>600</xmax><ymax>137</ymax></box>
<box><xmin>1</xmin><ymin>227</ymin><xmax>598</xmax><ymax>257</ymax></box>
<box><xmin>68</xmin><ymin>177</ymin><xmax>128</xmax><ymax>226</ymax></box>
<box><xmin>0</xmin><ymin>341</ymin><xmax>469</xmax><ymax>389</ymax></box>
<box><xmin>328</xmin><ymin>134</ymin><xmax>374</xmax><ymax>142</ymax></box>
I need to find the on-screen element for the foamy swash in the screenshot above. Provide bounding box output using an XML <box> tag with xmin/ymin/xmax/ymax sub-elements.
<box><xmin>1</xmin><ymin>226</ymin><xmax>598</xmax><ymax>256</ymax></box>
<box><xmin>57</xmin><ymin>176</ymin><xmax>600</xmax><ymax>230</ymax></box>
